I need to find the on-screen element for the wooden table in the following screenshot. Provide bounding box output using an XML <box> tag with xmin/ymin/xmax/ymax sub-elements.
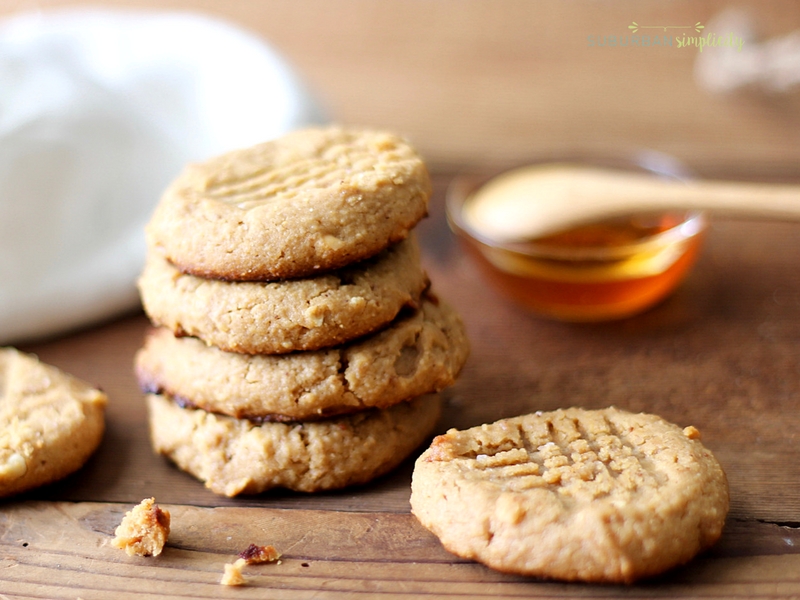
<box><xmin>5</xmin><ymin>173</ymin><xmax>800</xmax><ymax>599</ymax></box>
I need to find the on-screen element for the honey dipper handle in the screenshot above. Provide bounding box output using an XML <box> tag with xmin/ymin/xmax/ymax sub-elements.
<box><xmin>672</xmin><ymin>179</ymin><xmax>800</xmax><ymax>221</ymax></box>
<box><xmin>464</xmin><ymin>165</ymin><xmax>800</xmax><ymax>242</ymax></box>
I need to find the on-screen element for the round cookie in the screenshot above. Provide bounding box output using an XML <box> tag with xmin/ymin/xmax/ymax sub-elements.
<box><xmin>135</xmin><ymin>294</ymin><xmax>469</xmax><ymax>421</ymax></box>
<box><xmin>0</xmin><ymin>347</ymin><xmax>107</xmax><ymax>497</ymax></box>
<box><xmin>138</xmin><ymin>237</ymin><xmax>429</xmax><ymax>354</ymax></box>
<box><xmin>410</xmin><ymin>407</ymin><xmax>728</xmax><ymax>583</ymax></box>
<box><xmin>145</xmin><ymin>126</ymin><xmax>432</xmax><ymax>281</ymax></box>
<box><xmin>147</xmin><ymin>393</ymin><xmax>442</xmax><ymax>497</ymax></box>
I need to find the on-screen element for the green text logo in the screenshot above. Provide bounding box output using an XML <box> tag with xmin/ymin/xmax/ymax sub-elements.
<box><xmin>588</xmin><ymin>22</ymin><xmax>744</xmax><ymax>52</ymax></box>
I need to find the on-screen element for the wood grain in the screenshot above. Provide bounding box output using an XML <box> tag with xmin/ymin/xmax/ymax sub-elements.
<box><xmin>1</xmin><ymin>1</ymin><xmax>800</xmax><ymax>594</ymax></box>
<box><xmin>2</xmin><ymin>502</ymin><xmax>800</xmax><ymax>599</ymax></box>
<box><xmin>4</xmin><ymin>173</ymin><xmax>800</xmax><ymax>597</ymax></box>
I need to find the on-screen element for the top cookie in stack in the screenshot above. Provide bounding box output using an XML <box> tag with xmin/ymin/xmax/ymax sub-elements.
<box><xmin>136</xmin><ymin>127</ymin><xmax>469</xmax><ymax>497</ymax></box>
<box><xmin>146</xmin><ymin>127</ymin><xmax>430</xmax><ymax>281</ymax></box>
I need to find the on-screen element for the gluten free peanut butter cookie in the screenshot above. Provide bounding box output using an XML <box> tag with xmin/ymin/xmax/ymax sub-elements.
<box><xmin>148</xmin><ymin>392</ymin><xmax>442</xmax><ymax>497</ymax></box>
<box><xmin>410</xmin><ymin>407</ymin><xmax>728</xmax><ymax>583</ymax></box>
<box><xmin>145</xmin><ymin>126</ymin><xmax>431</xmax><ymax>281</ymax></box>
<box><xmin>138</xmin><ymin>237</ymin><xmax>428</xmax><ymax>354</ymax></box>
<box><xmin>135</xmin><ymin>294</ymin><xmax>468</xmax><ymax>421</ymax></box>
<box><xmin>0</xmin><ymin>348</ymin><xmax>106</xmax><ymax>497</ymax></box>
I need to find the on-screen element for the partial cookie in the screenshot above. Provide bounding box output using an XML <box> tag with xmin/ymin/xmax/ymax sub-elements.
<box><xmin>136</xmin><ymin>294</ymin><xmax>468</xmax><ymax>421</ymax></box>
<box><xmin>138</xmin><ymin>237</ymin><xmax>429</xmax><ymax>354</ymax></box>
<box><xmin>410</xmin><ymin>407</ymin><xmax>728</xmax><ymax>583</ymax></box>
<box><xmin>145</xmin><ymin>126</ymin><xmax>431</xmax><ymax>281</ymax></box>
<box><xmin>148</xmin><ymin>393</ymin><xmax>442</xmax><ymax>496</ymax></box>
<box><xmin>0</xmin><ymin>347</ymin><xmax>107</xmax><ymax>497</ymax></box>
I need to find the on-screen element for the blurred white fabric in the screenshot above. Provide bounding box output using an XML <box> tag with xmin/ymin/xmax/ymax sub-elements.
<box><xmin>0</xmin><ymin>8</ymin><xmax>324</xmax><ymax>344</ymax></box>
<box><xmin>695</xmin><ymin>8</ymin><xmax>800</xmax><ymax>94</ymax></box>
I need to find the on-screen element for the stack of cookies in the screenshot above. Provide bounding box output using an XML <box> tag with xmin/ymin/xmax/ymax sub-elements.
<box><xmin>135</xmin><ymin>127</ymin><xmax>469</xmax><ymax>497</ymax></box>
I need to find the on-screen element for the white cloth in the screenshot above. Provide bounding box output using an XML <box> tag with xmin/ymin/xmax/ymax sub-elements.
<box><xmin>695</xmin><ymin>8</ymin><xmax>800</xmax><ymax>94</ymax></box>
<box><xmin>0</xmin><ymin>8</ymin><xmax>324</xmax><ymax>344</ymax></box>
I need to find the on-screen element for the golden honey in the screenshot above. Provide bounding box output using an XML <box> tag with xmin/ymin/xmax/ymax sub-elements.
<box><xmin>447</xmin><ymin>165</ymin><xmax>707</xmax><ymax>321</ymax></box>
<box><xmin>456</xmin><ymin>213</ymin><xmax>705</xmax><ymax>320</ymax></box>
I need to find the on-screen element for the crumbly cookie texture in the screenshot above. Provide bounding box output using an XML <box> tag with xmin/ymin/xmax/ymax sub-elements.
<box><xmin>0</xmin><ymin>347</ymin><xmax>107</xmax><ymax>497</ymax></box>
<box><xmin>220</xmin><ymin>544</ymin><xmax>282</xmax><ymax>586</ymax></box>
<box><xmin>220</xmin><ymin>560</ymin><xmax>247</xmax><ymax>586</ymax></box>
<box><xmin>410</xmin><ymin>407</ymin><xmax>729</xmax><ymax>583</ymax></box>
<box><xmin>148</xmin><ymin>393</ymin><xmax>442</xmax><ymax>497</ymax></box>
<box><xmin>239</xmin><ymin>543</ymin><xmax>281</xmax><ymax>565</ymax></box>
<box><xmin>135</xmin><ymin>294</ymin><xmax>468</xmax><ymax>421</ymax></box>
<box><xmin>145</xmin><ymin>126</ymin><xmax>431</xmax><ymax>281</ymax></box>
<box><xmin>112</xmin><ymin>497</ymin><xmax>171</xmax><ymax>557</ymax></box>
<box><xmin>138</xmin><ymin>237</ymin><xmax>429</xmax><ymax>355</ymax></box>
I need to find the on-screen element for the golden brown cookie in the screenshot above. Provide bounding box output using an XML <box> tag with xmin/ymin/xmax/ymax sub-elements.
<box><xmin>0</xmin><ymin>347</ymin><xmax>107</xmax><ymax>497</ymax></box>
<box><xmin>148</xmin><ymin>392</ymin><xmax>442</xmax><ymax>497</ymax></box>
<box><xmin>135</xmin><ymin>294</ymin><xmax>468</xmax><ymax>421</ymax></box>
<box><xmin>138</xmin><ymin>237</ymin><xmax>429</xmax><ymax>354</ymax></box>
<box><xmin>145</xmin><ymin>126</ymin><xmax>431</xmax><ymax>281</ymax></box>
<box><xmin>410</xmin><ymin>407</ymin><xmax>728</xmax><ymax>583</ymax></box>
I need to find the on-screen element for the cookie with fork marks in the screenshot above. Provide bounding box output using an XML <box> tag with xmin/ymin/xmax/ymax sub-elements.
<box><xmin>410</xmin><ymin>407</ymin><xmax>728</xmax><ymax>583</ymax></box>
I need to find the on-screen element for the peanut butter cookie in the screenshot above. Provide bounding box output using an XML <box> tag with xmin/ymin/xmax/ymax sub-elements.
<box><xmin>145</xmin><ymin>126</ymin><xmax>431</xmax><ymax>281</ymax></box>
<box><xmin>410</xmin><ymin>407</ymin><xmax>728</xmax><ymax>583</ymax></box>
<box><xmin>138</xmin><ymin>237</ymin><xmax>428</xmax><ymax>354</ymax></box>
<box><xmin>148</xmin><ymin>393</ymin><xmax>442</xmax><ymax>496</ymax></box>
<box><xmin>0</xmin><ymin>348</ymin><xmax>107</xmax><ymax>497</ymax></box>
<box><xmin>135</xmin><ymin>294</ymin><xmax>468</xmax><ymax>421</ymax></box>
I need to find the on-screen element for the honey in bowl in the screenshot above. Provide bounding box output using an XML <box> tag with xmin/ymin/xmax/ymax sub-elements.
<box><xmin>447</xmin><ymin>162</ymin><xmax>707</xmax><ymax>321</ymax></box>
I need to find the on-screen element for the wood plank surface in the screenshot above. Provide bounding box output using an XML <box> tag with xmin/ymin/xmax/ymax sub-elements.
<box><xmin>3</xmin><ymin>502</ymin><xmax>800</xmax><ymax>599</ymax></box>
<box><xmin>2</xmin><ymin>1</ymin><xmax>800</xmax><ymax>597</ymax></box>
<box><xmin>3</xmin><ymin>173</ymin><xmax>800</xmax><ymax>597</ymax></box>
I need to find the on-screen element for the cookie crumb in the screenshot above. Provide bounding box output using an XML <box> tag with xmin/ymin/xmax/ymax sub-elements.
<box><xmin>219</xmin><ymin>558</ymin><xmax>247</xmax><ymax>585</ymax></box>
<box><xmin>239</xmin><ymin>543</ymin><xmax>281</xmax><ymax>564</ymax></box>
<box><xmin>111</xmin><ymin>498</ymin><xmax>170</xmax><ymax>557</ymax></box>
<box><xmin>221</xmin><ymin>558</ymin><xmax>247</xmax><ymax>586</ymax></box>
<box><xmin>683</xmin><ymin>425</ymin><xmax>701</xmax><ymax>440</ymax></box>
<box><xmin>221</xmin><ymin>544</ymin><xmax>282</xmax><ymax>586</ymax></box>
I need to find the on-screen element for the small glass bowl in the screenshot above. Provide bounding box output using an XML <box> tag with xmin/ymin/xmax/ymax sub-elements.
<box><xmin>446</xmin><ymin>154</ymin><xmax>707</xmax><ymax>321</ymax></box>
